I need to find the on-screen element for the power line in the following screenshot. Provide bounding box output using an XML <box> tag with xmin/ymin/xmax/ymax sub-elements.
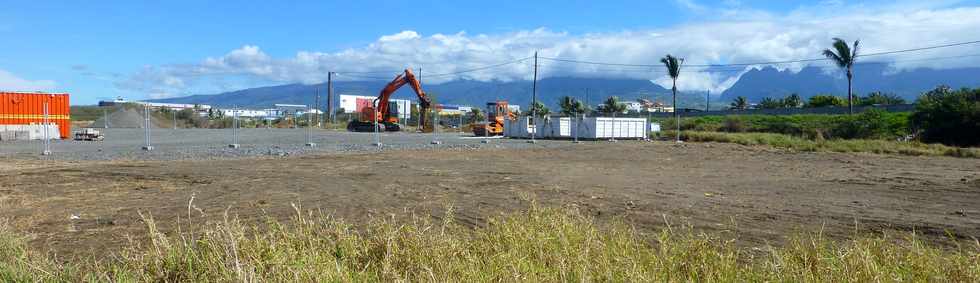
<box><xmin>539</xmin><ymin>39</ymin><xmax>980</xmax><ymax>68</ymax></box>
<box><xmin>331</xmin><ymin>73</ymin><xmax>394</xmax><ymax>80</ymax></box>
<box><xmin>860</xmin><ymin>40</ymin><xmax>980</xmax><ymax>57</ymax></box>
<box><xmin>331</xmin><ymin>57</ymin><xmax>530</xmax><ymax>80</ymax></box>
<box><xmin>424</xmin><ymin>57</ymin><xmax>531</xmax><ymax>78</ymax></box>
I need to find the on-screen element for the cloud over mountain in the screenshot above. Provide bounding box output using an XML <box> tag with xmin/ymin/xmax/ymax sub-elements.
<box><xmin>117</xmin><ymin>1</ymin><xmax>980</xmax><ymax>98</ymax></box>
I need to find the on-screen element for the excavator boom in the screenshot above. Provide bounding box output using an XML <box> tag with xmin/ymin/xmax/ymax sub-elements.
<box><xmin>348</xmin><ymin>68</ymin><xmax>432</xmax><ymax>132</ymax></box>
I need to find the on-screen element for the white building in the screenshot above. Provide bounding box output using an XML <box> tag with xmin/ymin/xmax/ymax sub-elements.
<box><xmin>220</xmin><ymin>109</ymin><xmax>272</xmax><ymax>118</ymax></box>
<box><xmin>338</xmin><ymin>94</ymin><xmax>411</xmax><ymax>119</ymax></box>
<box><xmin>624</xmin><ymin>102</ymin><xmax>644</xmax><ymax>112</ymax></box>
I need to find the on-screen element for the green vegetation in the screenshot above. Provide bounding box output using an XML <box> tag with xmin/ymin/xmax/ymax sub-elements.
<box><xmin>910</xmin><ymin>86</ymin><xmax>979</xmax><ymax>146</ymax></box>
<box><xmin>806</xmin><ymin>94</ymin><xmax>848</xmax><ymax>108</ymax></box>
<box><xmin>859</xmin><ymin>91</ymin><xmax>906</xmax><ymax>106</ymax></box>
<box><xmin>2</xmin><ymin>205</ymin><xmax>978</xmax><ymax>282</ymax></box>
<box><xmin>557</xmin><ymin>96</ymin><xmax>588</xmax><ymax>116</ymax></box>
<box><xmin>657</xmin><ymin>110</ymin><xmax>911</xmax><ymax>140</ymax></box>
<box><xmin>599</xmin><ymin>96</ymin><xmax>627</xmax><ymax>115</ymax></box>
<box><xmin>730</xmin><ymin>96</ymin><xmax>749</xmax><ymax>110</ymax></box>
<box><xmin>673</xmin><ymin>131</ymin><xmax>979</xmax><ymax>158</ymax></box>
<box><xmin>69</xmin><ymin>105</ymin><xmax>108</xmax><ymax>121</ymax></box>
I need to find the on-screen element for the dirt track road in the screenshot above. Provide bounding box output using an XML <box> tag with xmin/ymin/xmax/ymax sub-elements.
<box><xmin>2</xmin><ymin>142</ymin><xmax>978</xmax><ymax>258</ymax></box>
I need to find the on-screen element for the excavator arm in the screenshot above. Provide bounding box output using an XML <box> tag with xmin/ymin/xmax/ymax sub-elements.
<box><xmin>375</xmin><ymin>69</ymin><xmax>430</xmax><ymax>126</ymax></box>
<box><xmin>349</xmin><ymin>68</ymin><xmax>431</xmax><ymax>132</ymax></box>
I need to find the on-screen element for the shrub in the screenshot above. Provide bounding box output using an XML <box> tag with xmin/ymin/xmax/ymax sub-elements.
<box><xmin>910</xmin><ymin>86</ymin><xmax>980</xmax><ymax>146</ymax></box>
<box><xmin>806</xmin><ymin>95</ymin><xmax>847</xmax><ymax>108</ymax></box>
<box><xmin>859</xmin><ymin>92</ymin><xmax>906</xmax><ymax>106</ymax></box>
<box><xmin>720</xmin><ymin>116</ymin><xmax>747</xmax><ymax>132</ymax></box>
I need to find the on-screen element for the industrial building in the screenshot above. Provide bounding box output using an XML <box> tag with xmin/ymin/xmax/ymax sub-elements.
<box><xmin>0</xmin><ymin>91</ymin><xmax>70</xmax><ymax>140</ymax></box>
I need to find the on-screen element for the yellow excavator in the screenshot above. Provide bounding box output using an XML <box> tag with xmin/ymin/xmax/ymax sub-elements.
<box><xmin>347</xmin><ymin>68</ymin><xmax>433</xmax><ymax>132</ymax></box>
<box><xmin>472</xmin><ymin>100</ymin><xmax>516</xmax><ymax>136</ymax></box>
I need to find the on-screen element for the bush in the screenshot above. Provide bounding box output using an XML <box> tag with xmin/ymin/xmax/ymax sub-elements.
<box><xmin>657</xmin><ymin>112</ymin><xmax>911</xmax><ymax>141</ymax></box>
<box><xmin>833</xmin><ymin>109</ymin><xmax>892</xmax><ymax>139</ymax></box>
<box><xmin>720</xmin><ymin>116</ymin><xmax>747</xmax><ymax>132</ymax></box>
<box><xmin>910</xmin><ymin>86</ymin><xmax>980</xmax><ymax>146</ymax></box>
<box><xmin>807</xmin><ymin>95</ymin><xmax>847</xmax><ymax>108</ymax></box>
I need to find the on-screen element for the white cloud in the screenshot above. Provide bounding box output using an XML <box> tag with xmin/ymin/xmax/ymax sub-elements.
<box><xmin>0</xmin><ymin>69</ymin><xmax>56</xmax><ymax>91</ymax></box>
<box><xmin>118</xmin><ymin>3</ymin><xmax>980</xmax><ymax>97</ymax></box>
<box><xmin>676</xmin><ymin>0</ymin><xmax>707</xmax><ymax>12</ymax></box>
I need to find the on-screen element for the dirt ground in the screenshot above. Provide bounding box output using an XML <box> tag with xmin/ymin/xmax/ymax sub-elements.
<box><xmin>1</xmin><ymin>142</ymin><xmax>978</xmax><ymax>259</ymax></box>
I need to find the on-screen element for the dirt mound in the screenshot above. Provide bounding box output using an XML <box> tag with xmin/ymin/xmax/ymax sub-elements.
<box><xmin>89</xmin><ymin>107</ymin><xmax>166</xmax><ymax>128</ymax></box>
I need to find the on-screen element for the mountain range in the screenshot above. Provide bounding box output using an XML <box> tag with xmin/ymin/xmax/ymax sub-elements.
<box><xmin>719</xmin><ymin>63</ymin><xmax>980</xmax><ymax>102</ymax></box>
<box><xmin>151</xmin><ymin>64</ymin><xmax>980</xmax><ymax>109</ymax></box>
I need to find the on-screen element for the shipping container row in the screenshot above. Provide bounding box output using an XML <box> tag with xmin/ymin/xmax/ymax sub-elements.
<box><xmin>504</xmin><ymin>116</ymin><xmax>651</xmax><ymax>139</ymax></box>
<box><xmin>0</xmin><ymin>92</ymin><xmax>71</xmax><ymax>139</ymax></box>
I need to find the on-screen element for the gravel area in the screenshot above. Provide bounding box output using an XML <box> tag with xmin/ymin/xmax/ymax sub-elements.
<box><xmin>0</xmin><ymin>128</ymin><xmax>573</xmax><ymax>161</ymax></box>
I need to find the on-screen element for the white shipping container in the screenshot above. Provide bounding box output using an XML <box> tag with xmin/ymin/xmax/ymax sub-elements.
<box><xmin>586</xmin><ymin>117</ymin><xmax>646</xmax><ymax>139</ymax></box>
<box><xmin>506</xmin><ymin>116</ymin><xmax>647</xmax><ymax>139</ymax></box>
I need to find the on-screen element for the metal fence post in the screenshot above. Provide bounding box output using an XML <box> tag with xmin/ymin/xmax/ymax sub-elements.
<box><xmin>373</xmin><ymin>106</ymin><xmax>382</xmax><ymax>148</ymax></box>
<box><xmin>306</xmin><ymin>107</ymin><xmax>316</xmax><ymax>147</ymax></box>
<box><xmin>573</xmin><ymin>113</ymin><xmax>580</xmax><ymax>144</ymax></box>
<box><xmin>229</xmin><ymin>107</ymin><xmax>240</xmax><ymax>149</ymax></box>
<box><xmin>41</xmin><ymin>102</ymin><xmax>51</xmax><ymax>155</ymax></box>
<box><xmin>142</xmin><ymin>104</ymin><xmax>153</xmax><ymax>151</ymax></box>
<box><xmin>431</xmin><ymin>111</ymin><xmax>441</xmax><ymax>145</ymax></box>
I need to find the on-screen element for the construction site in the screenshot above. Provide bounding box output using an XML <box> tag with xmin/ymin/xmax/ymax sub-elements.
<box><xmin>3</xmin><ymin>2</ymin><xmax>980</xmax><ymax>278</ymax></box>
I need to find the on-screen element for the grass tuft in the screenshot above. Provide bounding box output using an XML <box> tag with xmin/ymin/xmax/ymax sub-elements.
<box><xmin>1</xmin><ymin>205</ymin><xmax>978</xmax><ymax>281</ymax></box>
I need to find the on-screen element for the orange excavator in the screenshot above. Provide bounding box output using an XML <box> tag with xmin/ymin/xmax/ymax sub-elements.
<box><xmin>472</xmin><ymin>100</ymin><xmax>516</xmax><ymax>136</ymax></box>
<box><xmin>347</xmin><ymin>68</ymin><xmax>432</xmax><ymax>132</ymax></box>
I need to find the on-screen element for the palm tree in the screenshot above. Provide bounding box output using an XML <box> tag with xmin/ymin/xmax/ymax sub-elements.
<box><xmin>601</xmin><ymin>96</ymin><xmax>627</xmax><ymax>115</ymax></box>
<box><xmin>758</xmin><ymin>97</ymin><xmax>782</xmax><ymax>109</ymax></box>
<box><xmin>783</xmin><ymin>93</ymin><xmax>803</xmax><ymax>108</ymax></box>
<box><xmin>558</xmin><ymin>96</ymin><xmax>586</xmax><ymax>117</ymax></box>
<box><xmin>661</xmin><ymin>54</ymin><xmax>683</xmax><ymax>142</ymax></box>
<box><xmin>823</xmin><ymin>38</ymin><xmax>860</xmax><ymax>115</ymax></box>
<box><xmin>730</xmin><ymin>96</ymin><xmax>749</xmax><ymax>110</ymax></box>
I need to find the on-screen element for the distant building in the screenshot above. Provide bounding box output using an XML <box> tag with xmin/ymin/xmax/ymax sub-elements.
<box><xmin>435</xmin><ymin>104</ymin><xmax>472</xmax><ymax>115</ymax></box>
<box><xmin>98</xmin><ymin>97</ymin><xmax>211</xmax><ymax>110</ymax></box>
<box><xmin>624</xmin><ymin>102</ymin><xmax>644</xmax><ymax>112</ymax></box>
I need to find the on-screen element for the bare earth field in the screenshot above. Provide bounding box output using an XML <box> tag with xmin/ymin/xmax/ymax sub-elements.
<box><xmin>1</xmin><ymin>141</ymin><xmax>978</xmax><ymax>259</ymax></box>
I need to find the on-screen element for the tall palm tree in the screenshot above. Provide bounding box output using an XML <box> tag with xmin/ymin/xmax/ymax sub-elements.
<box><xmin>823</xmin><ymin>38</ymin><xmax>860</xmax><ymax>115</ymax></box>
<box><xmin>661</xmin><ymin>54</ymin><xmax>683</xmax><ymax>142</ymax></box>
<box><xmin>730</xmin><ymin>96</ymin><xmax>749</xmax><ymax>110</ymax></box>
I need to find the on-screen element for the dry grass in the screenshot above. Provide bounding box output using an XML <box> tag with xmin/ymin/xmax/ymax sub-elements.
<box><xmin>671</xmin><ymin>131</ymin><xmax>980</xmax><ymax>158</ymax></box>
<box><xmin>2</xmin><ymin>203</ymin><xmax>979</xmax><ymax>282</ymax></box>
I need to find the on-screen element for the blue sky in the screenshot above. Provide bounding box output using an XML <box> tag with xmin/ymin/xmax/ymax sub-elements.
<box><xmin>2</xmin><ymin>0</ymin><xmax>979</xmax><ymax>104</ymax></box>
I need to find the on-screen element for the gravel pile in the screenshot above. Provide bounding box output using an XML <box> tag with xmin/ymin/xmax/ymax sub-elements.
<box><xmin>89</xmin><ymin>108</ymin><xmax>166</xmax><ymax>129</ymax></box>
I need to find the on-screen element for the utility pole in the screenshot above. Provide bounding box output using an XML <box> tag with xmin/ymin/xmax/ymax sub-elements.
<box><xmin>327</xmin><ymin>72</ymin><xmax>334</xmax><ymax>124</ymax></box>
<box><xmin>530</xmin><ymin>51</ymin><xmax>538</xmax><ymax>143</ymax></box>
<box><xmin>706</xmin><ymin>91</ymin><xmax>710</xmax><ymax>112</ymax></box>
<box><xmin>418</xmin><ymin>67</ymin><xmax>423</xmax><ymax>132</ymax></box>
